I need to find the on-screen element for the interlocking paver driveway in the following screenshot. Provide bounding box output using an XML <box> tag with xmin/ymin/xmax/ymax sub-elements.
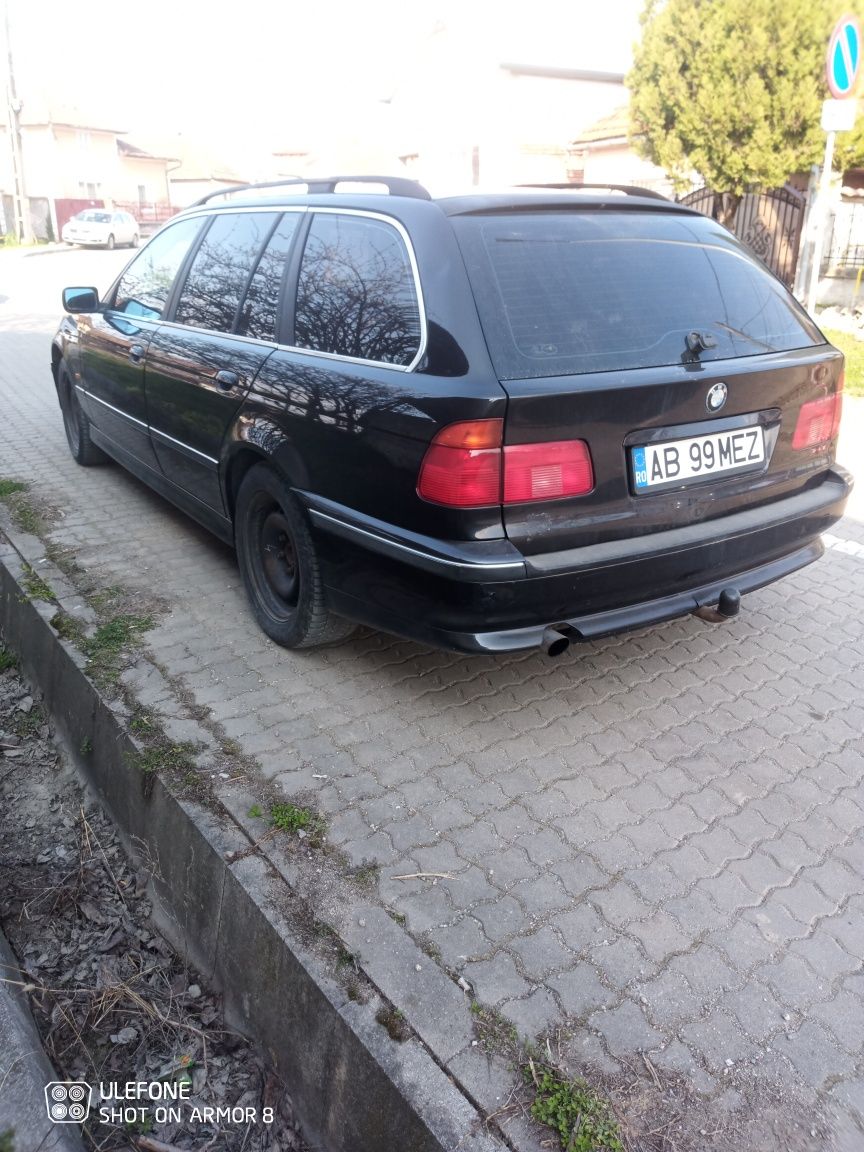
<box><xmin>3</xmin><ymin>247</ymin><xmax>863</xmax><ymax>1139</ymax></box>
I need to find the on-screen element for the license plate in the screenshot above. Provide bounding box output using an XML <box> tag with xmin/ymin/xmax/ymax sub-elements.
<box><xmin>632</xmin><ymin>426</ymin><xmax>765</xmax><ymax>492</ymax></box>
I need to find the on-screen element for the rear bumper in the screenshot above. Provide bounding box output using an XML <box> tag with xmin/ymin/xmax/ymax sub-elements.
<box><xmin>301</xmin><ymin>466</ymin><xmax>853</xmax><ymax>653</ymax></box>
<box><xmin>62</xmin><ymin>235</ymin><xmax>108</xmax><ymax>246</ymax></box>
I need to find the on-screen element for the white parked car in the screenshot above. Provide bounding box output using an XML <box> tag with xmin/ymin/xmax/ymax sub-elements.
<box><xmin>62</xmin><ymin>210</ymin><xmax>139</xmax><ymax>249</ymax></box>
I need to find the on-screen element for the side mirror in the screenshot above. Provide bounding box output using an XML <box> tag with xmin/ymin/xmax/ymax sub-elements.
<box><xmin>62</xmin><ymin>286</ymin><xmax>100</xmax><ymax>313</ymax></box>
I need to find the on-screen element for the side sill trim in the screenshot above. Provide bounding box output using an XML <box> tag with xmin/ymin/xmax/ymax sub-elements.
<box><xmin>75</xmin><ymin>387</ymin><xmax>219</xmax><ymax>468</ymax></box>
<box><xmin>150</xmin><ymin>426</ymin><xmax>220</xmax><ymax>467</ymax></box>
<box><xmin>76</xmin><ymin>385</ymin><xmax>147</xmax><ymax>429</ymax></box>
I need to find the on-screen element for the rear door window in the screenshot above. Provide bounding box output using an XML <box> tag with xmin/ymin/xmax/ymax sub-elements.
<box><xmin>112</xmin><ymin>216</ymin><xmax>203</xmax><ymax>320</ymax></box>
<box><xmin>173</xmin><ymin>211</ymin><xmax>279</xmax><ymax>333</ymax></box>
<box><xmin>235</xmin><ymin>213</ymin><xmax>301</xmax><ymax>341</ymax></box>
<box><xmin>293</xmin><ymin>212</ymin><xmax>422</xmax><ymax>366</ymax></box>
<box><xmin>452</xmin><ymin>211</ymin><xmax>823</xmax><ymax>379</ymax></box>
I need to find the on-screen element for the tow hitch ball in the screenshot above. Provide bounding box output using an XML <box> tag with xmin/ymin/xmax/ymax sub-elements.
<box><xmin>693</xmin><ymin>587</ymin><xmax>741</xmax><ymax>624</ymax></box>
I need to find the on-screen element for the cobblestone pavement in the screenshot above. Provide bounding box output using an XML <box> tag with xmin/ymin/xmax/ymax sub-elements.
<box><xmin>3</xmin><ymin>248</ymin><xmax>864</xmax><ymax>1141</ymax></box>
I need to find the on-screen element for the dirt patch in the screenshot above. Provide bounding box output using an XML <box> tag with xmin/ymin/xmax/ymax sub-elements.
<box><xmin>0</xmin><ymin>647</ymin><xmax>309</xmax><ymax>1152</ymax></box>
<box><xmin>467</xmin><ymin>1010</ymin><xmax>858</xmax><ymax>1152</ymax></box>
<box><xmin>548</xmin><ymin>1028</ymin><xmax>857</xmax><ymax>1152</ymax></box>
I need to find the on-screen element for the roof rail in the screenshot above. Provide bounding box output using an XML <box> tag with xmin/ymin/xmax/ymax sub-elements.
<box><xmin>515</xmin><ymin>182</ymin><xmax>670</xmax><ymax>201</ymax></box>
<box><xmin>191</xmin><ymin>176</ymin><xmax>432</xmax><ymax>207</ymax></box>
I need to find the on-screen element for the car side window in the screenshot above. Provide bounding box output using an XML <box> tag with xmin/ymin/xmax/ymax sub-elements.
<box><xmin>294</xmin><ymin>213</ymin><xmax>422</xmax><ymax>366</ymax></box>
<box><xmin>173</xmin><ymin>212</ymin><xmax>279</xmax><ymax>334</ymax></box>
<box><xmin>235</xmin><ymin>213</ymin><xmax>300</xmax><ymax>341</ymax></box>
<box><xmin>112</xmin><ymin>217</ymin><xmax>203</xmax><ymax>320</ymax></box>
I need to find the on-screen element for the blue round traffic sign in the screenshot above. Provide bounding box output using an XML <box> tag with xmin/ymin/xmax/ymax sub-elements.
<box><xmin>827</xmin><ymin>15</ymin><xmax>861</xmax><ymax>98</ymax></box>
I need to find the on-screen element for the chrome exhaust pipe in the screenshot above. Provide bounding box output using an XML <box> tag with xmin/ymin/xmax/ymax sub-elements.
<box><xmin>693</xmin><ymin>587</ymin><xmax>741</xmax><ymax>624</ymax></box>
<box><xmin>541</xmin><ymin>626</ymin><xmax>571</xmax><ymax>657</ymax></box>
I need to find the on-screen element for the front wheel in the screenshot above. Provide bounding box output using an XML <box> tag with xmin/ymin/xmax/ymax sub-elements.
<box><xmin>130</xmin><ymin>233</ymin><xmax>139</xmax><ymax>249</ymax></box>
<box><xmin>235</xmin><ymin>463</ymin><xmax>355</xmax><ymax>649</ymax></box>
<box><xmin>106</xmin><ymin>233</ymin><xmax>115</xmax><ymax>250</ymax></box>
<box><xmin>58</xmin><ymin>363</ymin><xmax>106</xmax><ymax>466</ymax></box>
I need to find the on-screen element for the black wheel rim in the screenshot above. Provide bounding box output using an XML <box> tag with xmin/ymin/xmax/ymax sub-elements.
<box><xmin>246</xmin><ymin>494</ymin><xmax>301</xmax><ymax>621</ymax></box>
<box><xmin>260</xmin><ymin>509</ymin><xmax>298</xmax><ymax>603</ymax></box>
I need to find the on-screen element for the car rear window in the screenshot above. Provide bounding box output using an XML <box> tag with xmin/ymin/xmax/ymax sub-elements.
<box><xmin>294</xmin><ymin>213</ymin><xmax>422</xmax><ymax>366</ymax></box>
<box><xmin>452</xmin><ymin>211</ymin><xmax>823</xmax><ymax>380</ymax></box>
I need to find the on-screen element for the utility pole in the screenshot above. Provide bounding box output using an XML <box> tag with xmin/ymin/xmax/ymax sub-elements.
<box><xmin>2</xmin><ymin>0</ymin><xmax>32</xmax><ymax>242</ymax></box>
<box><xmin>806</xmin><ymin>129</ymin><xmax>835</xmax><ymax>317</ymax></box>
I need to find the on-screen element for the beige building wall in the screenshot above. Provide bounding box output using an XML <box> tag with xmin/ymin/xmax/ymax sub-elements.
<box><xmin>116</xmin><ymin>155</ymin><xmax>171</xmax><ymax>204</ymax></box>
<box><xmin>23</xmin><ymin>125</ymin><xmax>120</xmax><ymax>198</ymax></box>
<box><xmin>1</xmin><ymin>123</ymin><xmax>172</xmax><ymax>210</ymax></box>
<box><xmin>386</xmin><ymin>22</ymin><xmax>627</xmax><ymax>193</ymax></box>
<box><xmin>580</xmin><ymin>143</ymin><xmax>674</xmax><ymax>193</ymax></box>
<box><xmin>474</xmin><ymin>74</ymin><xmax>625</xmax><ymax>189</ymax></box>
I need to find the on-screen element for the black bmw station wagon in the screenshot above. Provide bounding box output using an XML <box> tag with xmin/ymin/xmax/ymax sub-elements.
<box><xmin>52</xmin><ymin>177</ymin><xmax>852</xmax><ymax>655</ymax></box>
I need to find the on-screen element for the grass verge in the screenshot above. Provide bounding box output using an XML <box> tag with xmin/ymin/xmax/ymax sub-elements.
<box><xmin>81</xmin><ymin>613</ymin><xmax>154</xmax><ymax>689</ymax></box>
<box><xmin>21</xmin><ymin>562</ymin><xmax>54</xmax><ymax>602</ymax></box>
<box><xmin>0</xmin><ymin>477</ymin><xmax>46</xmax><ymax>535</ymax></box>
<box><xmin>0</xmin><ymin>479</ymin><xmax>28</xmax><ymax>499</ymax></box>
<box><xmin>526</xmin><ymin>1062</ymin><xmax>623</xmax><ymax>1151</ymax></box>
<box><xmin>270</xmin><ymin>802</ymin><xmax>327</xmax><ymax>846</ymax></box>
<box><xmin>470</xmin><ymin>1003</ymin><xmax>624</xmax><ymax>1151</ymax></box>
<box><xmin>822</xmin><ymin>327</ymin><xmax>864</xmax><ymax>397</ymax></box>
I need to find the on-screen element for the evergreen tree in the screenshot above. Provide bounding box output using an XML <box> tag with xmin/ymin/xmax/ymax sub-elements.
<box><xmin>628</xmin><ymin>0</ymin><xmax>864</xmax><ymax>218</ymax></box>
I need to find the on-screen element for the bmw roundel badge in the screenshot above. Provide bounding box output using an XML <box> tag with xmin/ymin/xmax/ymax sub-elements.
<box><xmin>706</xmin><ymin>382</ymin><xmax>728</xmax><ymax>412</ymax></box>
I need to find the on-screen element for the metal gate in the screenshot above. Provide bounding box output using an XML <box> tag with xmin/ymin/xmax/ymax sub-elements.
<box><xmin>679</xmin><ymin>186</ymin><xmax>806</xmax><ymax>288</ymax></box>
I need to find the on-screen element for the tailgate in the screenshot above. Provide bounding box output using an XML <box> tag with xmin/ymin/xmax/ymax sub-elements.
<box><xmin>451</xmin><ymin>207</ymin><xmax>842</xmax><ymax>556</ymax></box>
<box><xmin>500</xmin><ymin>350</ymin><xmax>842</xmax><ymax>555</ymax></box>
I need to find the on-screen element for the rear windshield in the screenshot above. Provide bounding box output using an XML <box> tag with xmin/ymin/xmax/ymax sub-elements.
<box><xmin>452</xmin><ymin>211</ymin><xmax>822</xmax><ymax>379</ymax></box>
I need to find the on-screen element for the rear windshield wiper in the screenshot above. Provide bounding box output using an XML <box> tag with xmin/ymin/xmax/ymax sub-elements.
<box><xmin>712</xmin><ymin>322</ymin><xmax>774</xmax><ymax>352</ymax></box>
<box><xmin>682</xmin><ymin>329</ymin><xmax>717</xmax><ymax>362</ymax></box>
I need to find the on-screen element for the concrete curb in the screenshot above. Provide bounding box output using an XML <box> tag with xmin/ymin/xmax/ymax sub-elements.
<box><xmin>0</xmin><ymin>526</ymin><xmax>529</xmax><ymax>1152</ymax></box>
<box><xmin>0</xmin><ymin>929</ymin><xmax>85</xmax><ymax>1151</ymax></box>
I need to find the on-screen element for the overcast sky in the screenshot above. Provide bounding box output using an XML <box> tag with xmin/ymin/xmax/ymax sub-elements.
<box><xmin>6</xmin><ymin>0</ymin><xmax>644</xmax><ymax>148</ymax></box>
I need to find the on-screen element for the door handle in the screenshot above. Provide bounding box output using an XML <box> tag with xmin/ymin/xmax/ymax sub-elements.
<box><xmin>129</xmin><ymin>344</ymin><xmax>144</xmax><ymax>364</ymax></box>
<box><xmin>215</xmin><ymin>369</ymin><xmax>240</xmax><ymax>391</ymax></box>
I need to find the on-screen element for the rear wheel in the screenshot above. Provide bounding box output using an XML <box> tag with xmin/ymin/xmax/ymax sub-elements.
<box><xmin>106</xmin><ymin>233</ymin><xmax>115</xmax><ymax>250</ymax></box>
<box><xmin>235</xmin><ymin>463</ymin><xmax>355</xmax><ymax>649</ymax></box>
<box><xmin>58</xmin><ymin>363</ymin><xmax>106</xmax><ymax>466</ymax></box>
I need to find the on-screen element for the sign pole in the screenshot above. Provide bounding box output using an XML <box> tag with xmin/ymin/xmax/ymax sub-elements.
<box><xmin>804</xmin><ymin>14</ymin><xmax>862</xmax><ymax>316</ymax></box>
<box><xmin>807</xmin><ymin>129</ymin><xmax>836</xmax><ymax>316</ymax></box>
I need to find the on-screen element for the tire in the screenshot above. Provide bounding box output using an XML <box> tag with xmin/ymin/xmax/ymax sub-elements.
<box><xmin>235</xmin><ymin>463</ymin><xmax>355</xmax><ymax>649</ymax></box>
<box><xmin>106</xmin><ymin>233</ymin><xmax>115</xmax><ymax>250</ymax></box>
<box><xmin>58</xmin><ymin>363</ymin><xmax>106</xmax><ymax>466</ymax></box>
<box><xmin>130</xmin><ymin>233</ymin><xmax>139</xmax><ymax>249</ymax></box>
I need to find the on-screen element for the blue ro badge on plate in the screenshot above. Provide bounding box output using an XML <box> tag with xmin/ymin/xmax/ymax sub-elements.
<box><xmin>632</xmin><ymin>446</ymin><xmax>648</xmax><ymax>490</ymax></box>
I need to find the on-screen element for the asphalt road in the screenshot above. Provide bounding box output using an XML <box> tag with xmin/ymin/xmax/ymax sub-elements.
<box><xmin>2</xmin><ymin>244</ymin><xmax>863</xmax><ymax>1147</ymax></box>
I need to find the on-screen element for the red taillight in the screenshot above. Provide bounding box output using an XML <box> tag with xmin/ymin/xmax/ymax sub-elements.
<box><xmin>417</xmin><ymin>419</ymin><xmax>503</xmax><ymax>507</ymax></box>
<box><xmin>792</xmin><ymin>388</ymin><xmax>843</xmax><ymax>450</ymax></box>
<box><xmin>503</xmin><ymin>440</ymin><xmax>593</xmax><ymax>502</ymax></box>
<box><xmin>418</xmin><ymin>421</ymin><xmax>594</xmax><ymax>507</ymax></box>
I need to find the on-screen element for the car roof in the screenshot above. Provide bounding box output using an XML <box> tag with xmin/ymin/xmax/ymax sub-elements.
<box><xmin>180</xmin><ymin>177</ymin><xmax>698</xmax><ymax>220</ymax></box>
